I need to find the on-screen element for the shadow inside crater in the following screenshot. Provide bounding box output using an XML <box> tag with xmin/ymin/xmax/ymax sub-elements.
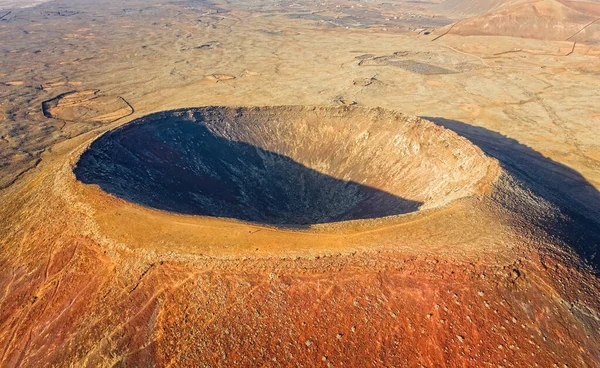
<box><xmin>426</xmin><ymin>117</ymin><xmax>600</xmax><ymax>270</ymax></box>
<box><xmin>74</xmin><ymin>118</ymin><xmax>422</xmax><ymax>227</ymax></box>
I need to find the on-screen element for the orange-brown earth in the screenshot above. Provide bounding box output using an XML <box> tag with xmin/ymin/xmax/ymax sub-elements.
<box><xmin>0</xmin><ymin>0</ymin><xmax>599</xmax><ymax>366</ymax></box>
<box><xmin>1</xmin><ymin>106</ymin><xmax>600</xmax><ymax>366</ymax></box>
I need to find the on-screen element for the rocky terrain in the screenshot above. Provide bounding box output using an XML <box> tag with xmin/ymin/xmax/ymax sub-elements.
<box><xmin>0</xmin><ymin>0</ymin><xmax>599</xmax><ymax>366</ymax></box>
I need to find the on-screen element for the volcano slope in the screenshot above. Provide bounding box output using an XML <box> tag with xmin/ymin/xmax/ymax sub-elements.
<box><xmin>1</xmin><ymin>106</ymin><xmax>600</xmax><ymax>367</ymax></box>
<box><xmin>436</xmin><ymin>0</ymin><xmax>600</xmax><ymax>43</ymax></box>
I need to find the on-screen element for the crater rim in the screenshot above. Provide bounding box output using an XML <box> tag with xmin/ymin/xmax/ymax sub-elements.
<box><xmin>73</xmin><ymin>105</ymin><xmax>501</xmax><ymax>228</ymax></box>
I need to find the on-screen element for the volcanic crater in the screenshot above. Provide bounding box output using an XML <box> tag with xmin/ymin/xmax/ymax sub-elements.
<box><xmin>74</xmin><ymin>106</ymin><xmax>496</xmax><ymax>226</ymax></box>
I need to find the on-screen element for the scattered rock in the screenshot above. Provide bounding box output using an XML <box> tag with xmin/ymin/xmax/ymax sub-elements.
<box><xmin>195</xmin><ymin>41</ymin><xmax>221</xmax><ymax>49</ymax></box>
<box><xmin>354</xmin><ymin>54</ymin><xmax>375</xmax><ymax>60</ymax></box>
<box><xmin>200</xmin><ymin>74</ymin><xmax>236</xmax><ymax>84</ymax></box>
<box><xmin>333</xmin><ymin>97</ymin><xmax>356</xmax><ymax>105</ymax></box>
<box><xmin>352</xmin><ymin>76</ymin><xmax>382</xmax><ymax>87</ymax></box>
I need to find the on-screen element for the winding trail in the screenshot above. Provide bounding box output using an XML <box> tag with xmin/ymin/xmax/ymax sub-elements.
<box><xmin>566</xmin><ymin>17</ymin><xmax>600</xmax><ymax>41</ymax></box>
<box><xmin>431</xmin><ymin>21</ymin><xmax>461</xmax><ymax>42</ymax></box>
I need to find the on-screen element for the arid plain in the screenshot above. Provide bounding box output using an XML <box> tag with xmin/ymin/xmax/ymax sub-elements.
<box><xmin>1</xmin><ymin>0</ymin><xmax>600</xmax><ymax>366</ymax></box>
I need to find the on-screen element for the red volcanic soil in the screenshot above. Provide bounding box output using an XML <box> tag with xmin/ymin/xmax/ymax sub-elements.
<box><xmin>0</xmin><ymin>107</ymin><xmax>599</xmax><ymax>366</ymax></box>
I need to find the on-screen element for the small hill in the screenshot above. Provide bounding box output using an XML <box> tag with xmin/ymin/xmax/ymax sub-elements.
<box><xmin>437</xmin><ymin>0</ymin><xmax>600</xmax><ymax>43</ymax></box>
